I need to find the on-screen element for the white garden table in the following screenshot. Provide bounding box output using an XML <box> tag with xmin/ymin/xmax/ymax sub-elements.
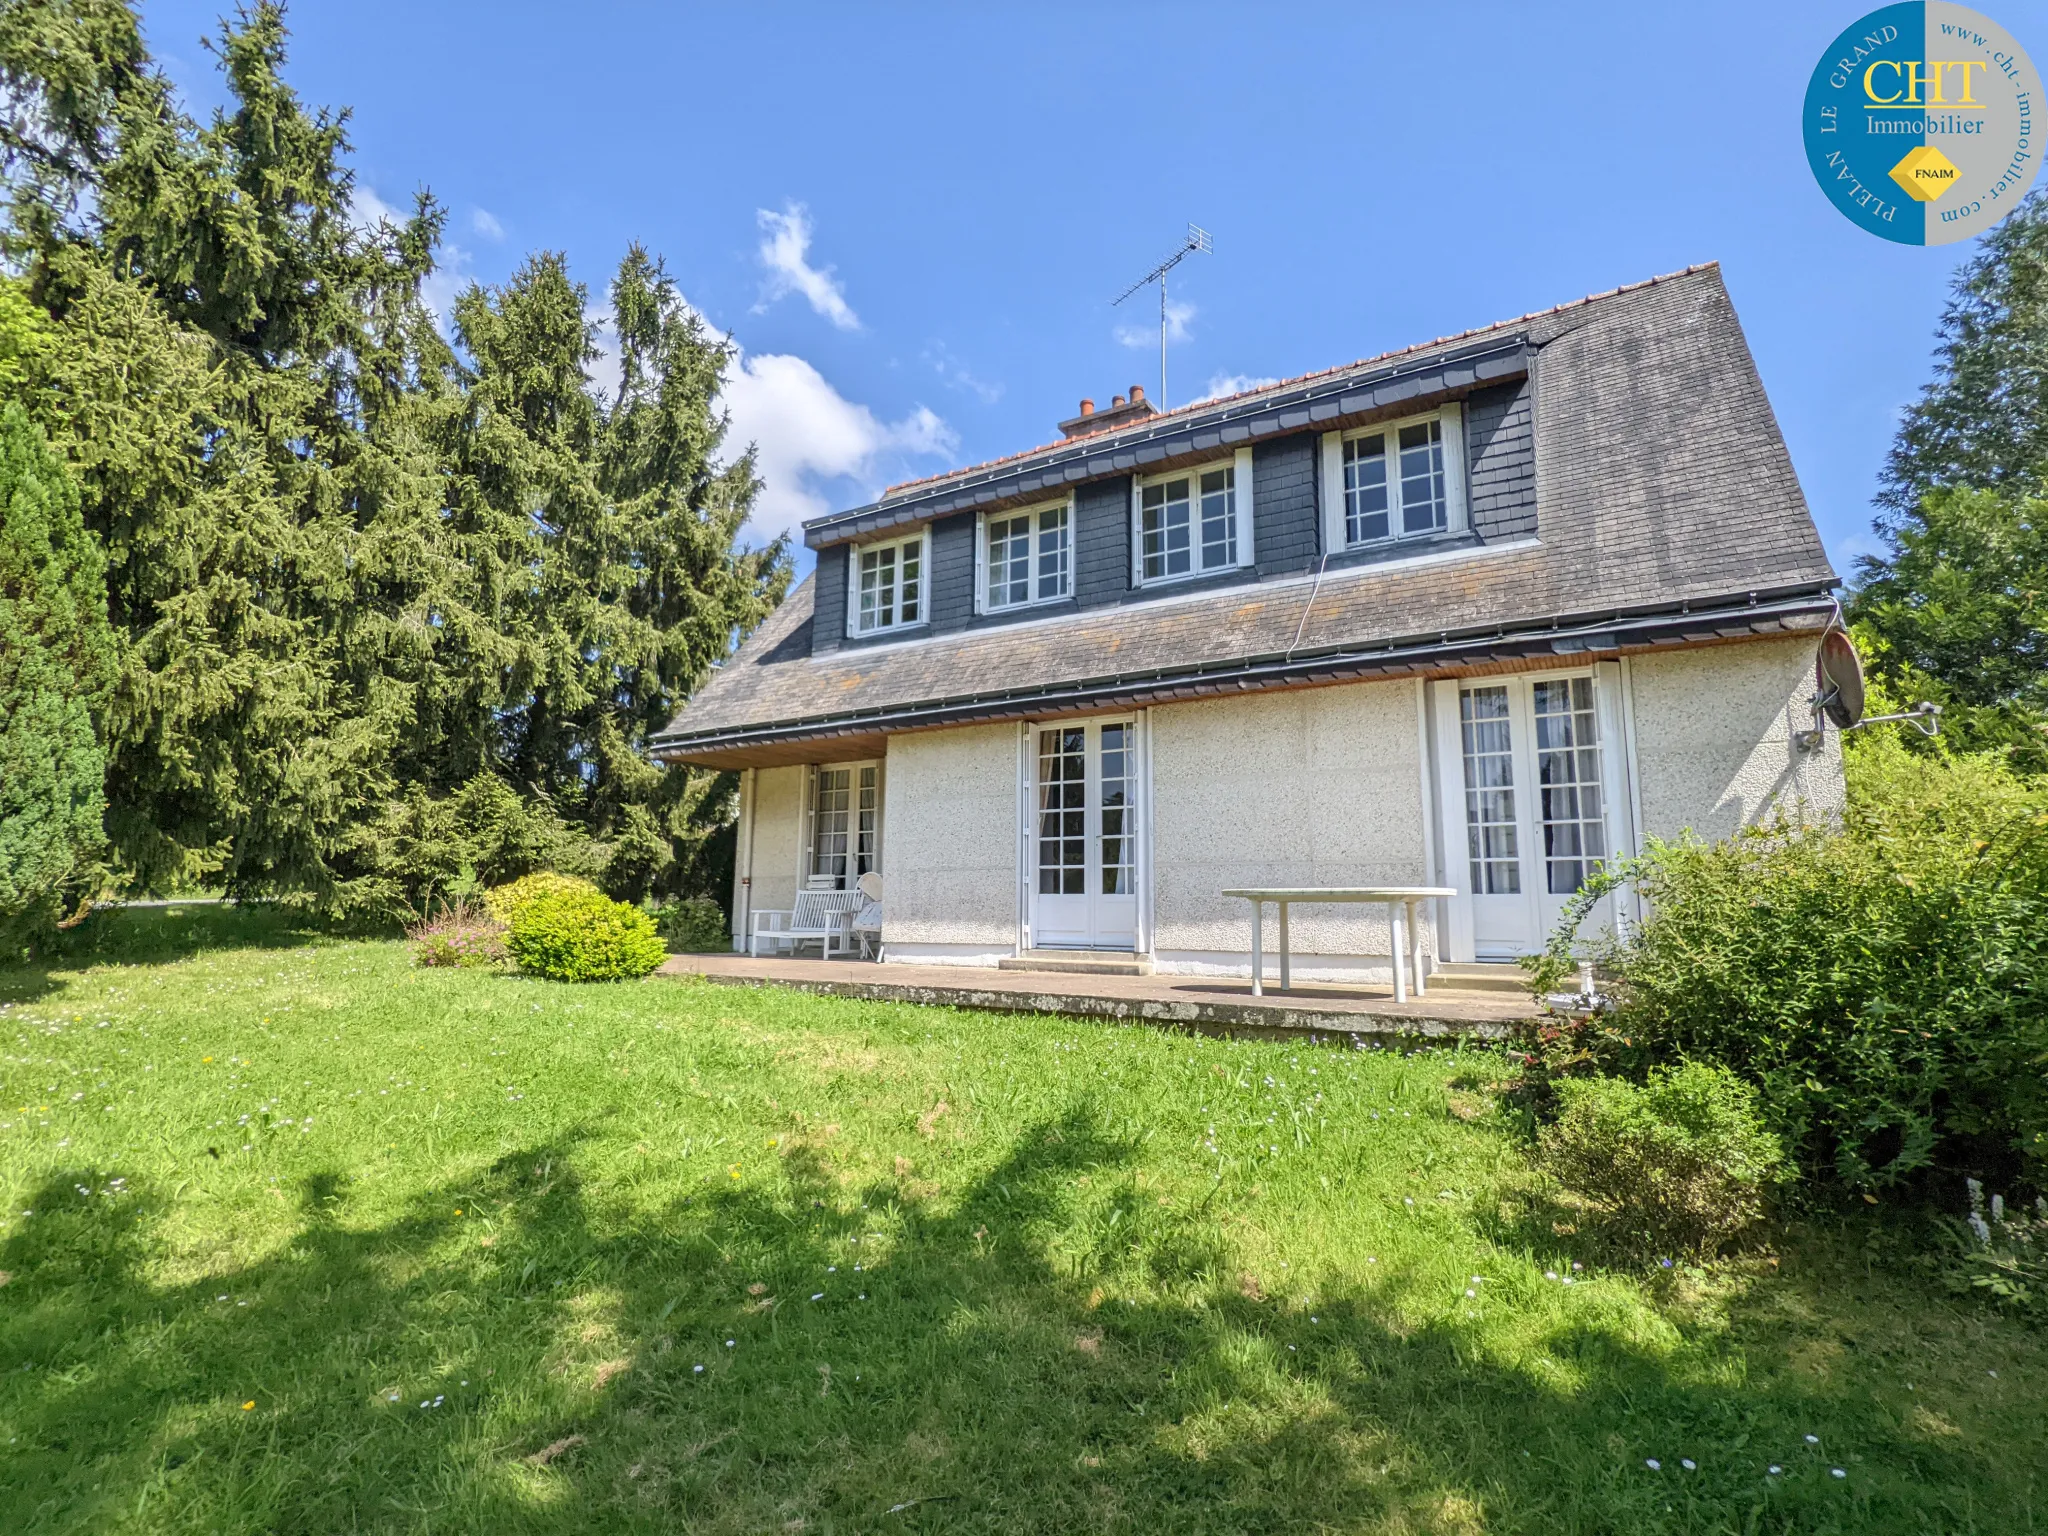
<box><xmin>1222</xmin><ymin>887</ymin><xmax>1456</xmax><ymax>1002</ymax></box>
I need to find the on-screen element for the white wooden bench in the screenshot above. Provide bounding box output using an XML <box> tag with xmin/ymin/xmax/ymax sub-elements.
<box><xmin>751</xmin><ymin>889</ymin><xmax>863</xmax><ymax>958</ymax></box>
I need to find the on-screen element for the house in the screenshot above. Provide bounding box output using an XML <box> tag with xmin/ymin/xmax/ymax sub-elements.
<box><xmin>650</xmin><ymin>264</ymin><xmax>1843</xmax><ymax>978</ymax></box>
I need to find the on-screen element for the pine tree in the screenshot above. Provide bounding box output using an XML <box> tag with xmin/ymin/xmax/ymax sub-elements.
<box><xmin>0</xmin><ymin>277</ymin><xmax>115</xmax><ymax>950</ymax></box>
<box><xmin>21</xmin><ymin>4</ymin><xmax>447</xmax><ymax>901</ymax></box>
<box><xmin>2</xmin><ymin>1</ymin><xmax>788</xmax><ymax>913</ymax></box>
<box><xmin>1880</xmin><ymin>192</ymin><xmax>2048</xmax><ymax>513</ymax></box>
<box><xmin>1855</xmin><ymin>193</ymin><xmax>2048</xmax><ymax>765</ymax></box>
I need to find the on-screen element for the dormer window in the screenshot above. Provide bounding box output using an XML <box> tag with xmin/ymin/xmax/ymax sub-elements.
<box><xmin>1133</xmin><ymin>448</ymin><xmax>1254</xmax><ymax>586</ymax></box>
<box><xmin>978</xmin><ymin>499</ymin><xmax>1070</xmax><ymax>613</ymax></box>
<box><xmin>849</xmin><ymin>529</ymin><xmax>927</xmax><ymax>637</ymax></box>
<box><xmin>1322</xmin><ymin>404</ymin><xmax>1467</xmax><ymax>553</ymax></box>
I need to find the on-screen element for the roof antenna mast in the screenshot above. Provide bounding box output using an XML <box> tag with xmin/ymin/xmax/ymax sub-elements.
<box><xmin>1112</xmin><ymin>223</ymin><xmax>1211</xmax><ymax>410</ymax></box>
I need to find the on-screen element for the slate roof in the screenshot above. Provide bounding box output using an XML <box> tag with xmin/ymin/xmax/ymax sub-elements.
<box><xmin>653</xmin><ymin>264</ymin><xmax>1837</xmax><ymax>765</ymax></box>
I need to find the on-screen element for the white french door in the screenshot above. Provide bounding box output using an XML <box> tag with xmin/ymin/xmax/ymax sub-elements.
<box><xmin>1029</xmin><ymin>720</ymin><xmax>1139</xmax><ymax>950</ymax></box>
<box><xmin>1451</xmin><ymin>674</ymin><xmax>1612</xmax><ymax>958</ymax></box>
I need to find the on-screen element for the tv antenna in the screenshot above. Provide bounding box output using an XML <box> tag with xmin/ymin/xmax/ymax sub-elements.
<box><xmin>1112</xmin><ymin>223</ymin><xmax>1211</xmax><ymax>409</ymax></box>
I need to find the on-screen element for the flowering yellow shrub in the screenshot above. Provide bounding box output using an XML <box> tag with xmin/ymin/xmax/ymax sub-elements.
<box><xmin>481</xmin><ymin>873</ymin><xmax>598</xmax><ymax>927</ymax></box>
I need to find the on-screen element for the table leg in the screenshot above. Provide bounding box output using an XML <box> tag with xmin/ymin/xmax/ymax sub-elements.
<box><xmin>1250</xmin><ymin>899</ymin><xmax>1263</xmax><ymax>997</ymax></box>
<box><xmin>1409</xmin><ymin>899</ymin><xmax>1427</xmax><ymax>996</ymax></box>
<box><xmin>1391</xmin><ymin>900</ymin><xmax>1408</xmax><ymax>1004</ymax></box>
<box><xmin>1279</xmin><ymin>902</ymin><xmax>1291</xmax><ymax>992</ymax></box>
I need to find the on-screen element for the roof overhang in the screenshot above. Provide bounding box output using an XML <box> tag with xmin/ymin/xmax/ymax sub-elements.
<box><xmin>802</xmin><ymin>336</ymin><xmax>1532</xmax><ymax>550</ymax></box>
<box><xmin>651</xmin><ymin>584</ymin><xmax>1838</xmax><ymax>769</ymax></box>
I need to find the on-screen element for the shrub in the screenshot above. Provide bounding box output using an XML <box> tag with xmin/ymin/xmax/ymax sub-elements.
<box><xmin>1536</xmin><ymin>1064</ymin><xmax>1787</xmax><ymax>1256</ymax></box>
<box><xmin>653</xmin><ymin>895</ymin><xmax>730</xmax><ymax>952</ymax></box>
<box><xmin>409</xmin><ymin>910</ymin><xmax>508</xmax><ymax>969</ymax></box>
<box><xmin>484</xmin><ymin>872</ymin><xmax>600</xmax><ymax>928</ymax></box>
<box><xmin>507</xmin><ymin>888</ymin><xmax>667</xmax><ymax>982</ymax></box>
<box><xmin>1520</xmin><ymin>737</ymin><xmax>2048</xmax><ymax>1193</ymax></box>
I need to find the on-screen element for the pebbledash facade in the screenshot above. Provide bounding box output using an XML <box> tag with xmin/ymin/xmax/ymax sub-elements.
<box><xmin>651</xmin><ymin>265</ymin><xmax>1845</xmax><ymax>978</ymax></box>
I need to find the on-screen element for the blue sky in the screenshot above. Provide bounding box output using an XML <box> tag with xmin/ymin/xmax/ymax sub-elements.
<box><xmin>142</xmin><ymin>0</ymin><xmax>2042</xmax><ymax>578</ymax></box>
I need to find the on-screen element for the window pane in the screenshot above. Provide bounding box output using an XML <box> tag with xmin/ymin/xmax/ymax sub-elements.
<box><xmin>987</xmin><ymin>515</ymin><xmax>1030</xmax><ymax>609</ymax></box>
<box><xmin>1141</xmin><ymin>478</ymin><xmax>1192</xmax><ymax>580</ymax></box>
<box><xmin>1037</xmin><ymin>728</ymin><xmax>1088</xmax><ymax>896</ymax></box>
<box><xmin>899</xmin><ymin>539</ymin><xmax>920</xmax><ymax>623</ymax></box>
<box><xmin>858</xmin><ymin>546</ymin><xmax>895</xmax><ymax>631</ymax></box>
<box><xmin>1099</xmin><ymin>723</ymin><xmax>1135</xmax><ymax>896</ymax></box>
<box><xmin>1344</xmin><ymin>434</ymin><xmax>1389</xmax><ymax>544</ymax></box>
<box><xmin>812</xmin><ymin>767</ymin><xmax>853</xmax><ymax>885</ymax></box>
<box><xmin>983</xmin><ymin>520</ymin><xmax>1024</xmax><ymax>610</ymax></box>
<box><xmin>1460</xmin><ymin>686</ymin><xmax>1520</xmax><ymax>894</ymax></box>
<box><xmin>1037</xmin><ymin>506</ymin><xmax>1069</xmax><ymax>599</ymax></box>
<box><xmin>1199</xmin><ymin>467</ymin><xmax>1235</xmax><ymax>570</ymax></box>
<box><xmin>1398</xmin><ymin>419</ymin><xmax>1447</xmax><ymax>536</ymax></box>
<box><xmin>856</xmin><ymin>765</ymin><xmax>880</xmax><ymax>876</ymax></box>
<box><xmin>1533</xmin><ymin>676</ymin><xmax>1604</xmax><ymax>894</ymax></box>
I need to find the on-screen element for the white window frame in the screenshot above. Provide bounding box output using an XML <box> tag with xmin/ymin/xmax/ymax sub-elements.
<box><xmin>846</xmin><ymin>528</ymin><xmax>929</xmax><ymax>638</ymax></box>
<box><xmin>974</xmin><ymin>497</ymin><xmax>1072</xmax><ymax>615</ymax></box>
<box><xmin>1320</xmin><ymin>403</ymin><xmax>1467</xmax><ymax>555</ymax></box>
<box><xmin>802</xmin><ymin>759</ymin><xmax>884</xmax><ymax>890</ymax></box>
<box><xmin>1130</xmin><ymin>446</ymin><xmax>1255</xmax><ymax>588</ymax></box>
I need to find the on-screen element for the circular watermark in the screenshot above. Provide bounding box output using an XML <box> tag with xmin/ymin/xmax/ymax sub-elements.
<box><xmin>1804</xmin><ymin>3</ymin><xmax>2041</xmax><ymax>244</ymax></box>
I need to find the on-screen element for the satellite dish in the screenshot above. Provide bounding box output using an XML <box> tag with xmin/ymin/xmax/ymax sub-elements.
<box><xmin>1816</xmin><ymin>631</ymin><xmax>1865</xmax><ymax>729</ymax></box>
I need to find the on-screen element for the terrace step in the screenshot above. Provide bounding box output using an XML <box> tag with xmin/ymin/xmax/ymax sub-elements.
<box><xmin>1426</xmin><ymin>962</ymin><xmax>1532</xmax><ymax>994</ymax></box>
<box><xmin>999</xmin><ymin>949</ymin><xmax>1156</xmax><ymax>977</ymax></box>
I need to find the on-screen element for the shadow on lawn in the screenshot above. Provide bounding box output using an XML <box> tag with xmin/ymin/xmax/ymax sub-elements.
<box><xmin>0</xmin><ymin>1107</ymin><xmax>2006</xmax><ymax>1534</ymax></box>
<box><xmin>0</xmin><ymin>905</ymin><xmax>379</xmax><ymax>1005</ymax></box>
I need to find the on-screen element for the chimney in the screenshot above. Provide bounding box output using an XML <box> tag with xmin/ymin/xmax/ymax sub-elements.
<box><xmin>1058</xmin><ymin>383</ymin><xmax>1161</xmax><ymax>439</ymax></box>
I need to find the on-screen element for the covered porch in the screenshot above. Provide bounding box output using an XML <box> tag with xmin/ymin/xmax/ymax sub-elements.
<box><xmin>659</xmin><ymin>951</ymin><xmax>1538</xmax><ymax>1043</ymax></box>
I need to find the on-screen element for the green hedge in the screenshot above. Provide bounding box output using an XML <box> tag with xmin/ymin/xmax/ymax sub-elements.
<box><xmin>506</xmin><ymin>888</ymin><xmax>666</xmax><ymax>983</ymax></box>
<box><xmin>1537</xmin><ymin>1064</ymin><xmax>1787</xmax><ymax>1256</ymax></box>
<box><xmin>1521</xmin><ymin>738</ymin><xmax>2048</xmax><ymax>1193</ymax></box>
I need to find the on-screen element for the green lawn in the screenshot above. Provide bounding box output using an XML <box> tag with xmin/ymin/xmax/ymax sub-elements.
<box><xmin>1</xmin><ymin>908</ymin><xmax>2041</xmax><ymax>1534</ymax></box>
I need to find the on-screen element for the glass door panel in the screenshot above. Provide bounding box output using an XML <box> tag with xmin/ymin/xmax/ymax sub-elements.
<box><xmin>1456</xmin><ymin>675</ymin><xmax>1608</xmax><ymax>957</ymax></box>
<box><xmin>1532</xmin><ymin>677</ymin><xmax>1604</xmax><ymax>937</ymax></box>
<box><xmin>1459</xmin><ymin>685</ymin><xmax>1531</xmax><ymax>956</ymax></box>
<box><xmin>1031</xmin><ymin>720</ymin><xmax>1138</xmax><ymax>950</ymax></box>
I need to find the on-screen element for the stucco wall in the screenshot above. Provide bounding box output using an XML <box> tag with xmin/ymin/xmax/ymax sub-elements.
<box><xmin>1629</xmin><ymin>635</ymin><xmax>1844</xmax><ymax>842</ymax></box>
<box><xmin>1150</xmin><ymin>680</ymin><xmax>1427</xmax><ymax>957</ymax></box>
<box><xmin>738</xmin><ymin>765</ymin><xmax>806</xmax><ymax>935</ymax></box>
<box><xmin>881</xmin><ymin>723</ymin><xmax>1018</xmax><ymax>952</ymax></box>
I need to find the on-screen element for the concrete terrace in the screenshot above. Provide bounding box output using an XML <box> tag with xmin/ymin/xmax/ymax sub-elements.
<box><xmin>658</xmin><ymin>953</ymin><xmax>1540</xmax><ymax>1045</ymax></box>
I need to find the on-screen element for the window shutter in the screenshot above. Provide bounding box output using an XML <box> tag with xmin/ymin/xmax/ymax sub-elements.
<box><xmin>972</xmin><ymin>515</ymin><xmax>986</xmax><ymax>615</ymax></box>
<box><xmin>1440</xmin><ymin>403</ymin><xmax>1469</xmax><ymax>534</ymax></box>
<box><xmin>801</xmin><ymin>765</ymin><xmax>819</xmax><ymax>883</ymax></box>
<box><xmin>1320</xmin><ymin>432</ymin><xmax>1345</xmax><ymax>553</ymax></box>
<box><xmin>1130</xmin><ymin>476</ymin><xmax>1144</xmax><ymax>587</ymax></box>
<box><xmin>1234</xmin><ymin>446</ymin><xmax>1255</xmax><ymax>566</ymax></box>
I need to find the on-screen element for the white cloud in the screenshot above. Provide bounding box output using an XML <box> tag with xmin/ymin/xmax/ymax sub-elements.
<box><xmin>350</xmin><ymin>184</ymin><xmax>470</xmax><ymax>333</ymax></box>
<box><xmin>470</xmin><ymin>207</ymin><xmax>505</xmax><ymax>241</ymax></box>
<box><xmin>587</xmin><ymin>285</ymin><xmax>946</xmax><ymax>541</ymax></box>
<box><xmin>585</xmin><ymin>305</ymin><xmax>624</xmax><ymax>400</ymax></box>
<box><xmin>1197</xmin><ymin>372</ymin><xmax>1282</xmax><ymax>402</ymax></box>
<box><xmin>755</xmin><ymin>202</ymin><xmax>860</xmax><ymax>331</ymax></box>
<box><xmin>719</xmin><ymin>351</ymin><xmax>953</xmax><ymax>539</ymax></box>
<box><xmin>1115</xmin><ymin>298</ymin><xmax>1195</xmax><ymax>350</ymax></box>
<box><xmin>924</xmin><ymin>342</ymin><xmax>1003</xmax><ymax>403</ymax></box>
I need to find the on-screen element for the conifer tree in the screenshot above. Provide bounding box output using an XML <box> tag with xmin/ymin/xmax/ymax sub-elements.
<box><xmin>0</xmin><ymin>278</ymin><xmax>115</xmax><ymax>949</ymax></box>
<box><xmin>1856</xmin><ymin>192</ymin><xmax>2048</xmax><ymax>765</ymax></box>
<box><xmin>1</xmin><ymin>1</ymin><xmax>787</xmax><ymax>912</ymax></box>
